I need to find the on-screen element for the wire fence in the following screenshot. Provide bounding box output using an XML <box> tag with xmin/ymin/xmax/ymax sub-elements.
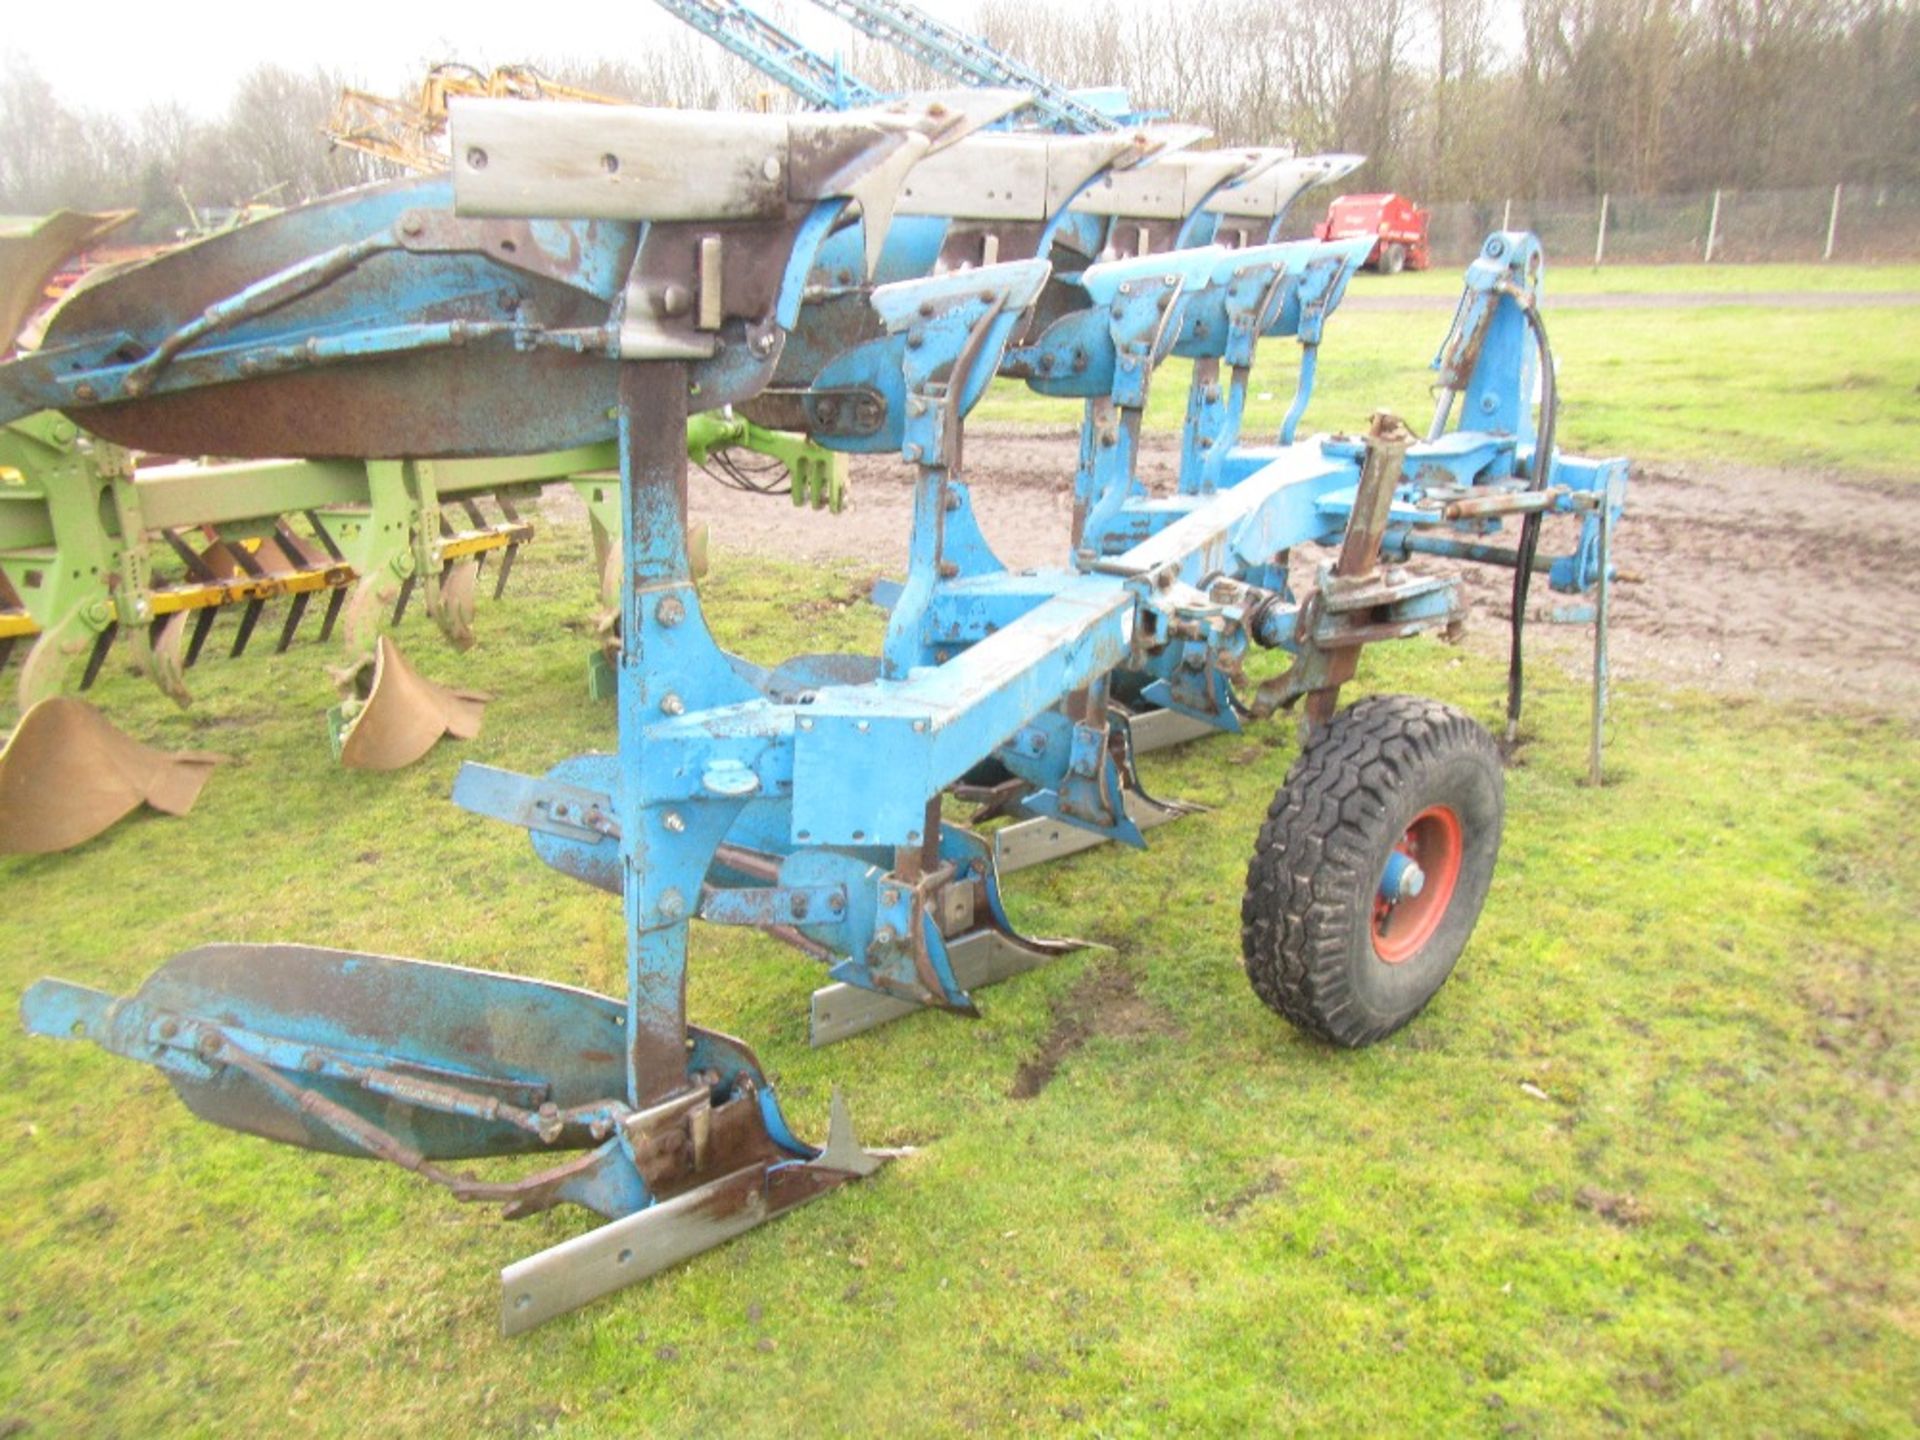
<box><xmin>1283</xmin><ymin>183</ymin><xmax>1920</xmax><ymax>267</ymax></box>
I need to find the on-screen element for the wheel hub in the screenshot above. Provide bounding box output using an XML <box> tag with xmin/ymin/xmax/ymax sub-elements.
<box><xmin>1372</xmin><ymin>804</ymin><xmax>1463</xmax><ymax>964</ymax></box>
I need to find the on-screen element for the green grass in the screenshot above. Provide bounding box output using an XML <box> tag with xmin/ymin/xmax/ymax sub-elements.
<box><xmin>1342</xmin><ymin>261</ymin><xmax>1920</xmax><ymax>297</ymax></box>
<box><xmin>1</xmin><ymin>534</ymin><xmax>1914</xmax><ymax>1436</ymax></box>
<box><xmin>979</xmin><ymin>299</ymin><xmax>1920</xmax><ymax>479</ymax></box>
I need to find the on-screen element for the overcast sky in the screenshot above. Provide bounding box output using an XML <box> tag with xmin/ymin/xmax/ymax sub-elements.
<box><xmin>4</xmin><ymin>0</ymin><xmax>1054</xmax><ymax>119</ymax></box>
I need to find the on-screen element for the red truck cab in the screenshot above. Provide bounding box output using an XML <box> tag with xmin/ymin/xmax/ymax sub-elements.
<box><xmin>1314</xmin><ymin>193</ymin><xmax>1432</xmax><ymax>273</ymax></box>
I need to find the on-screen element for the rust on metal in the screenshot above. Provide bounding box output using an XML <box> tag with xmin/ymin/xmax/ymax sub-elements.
<box><xmin>0</xmin><ymin>697</ymin><xmax>223</xmax><ymax>854</ymax></box>
<box><xmin>334</xmin><ymin>634</ymin><xmax>488</xmax><ymax>771</ymax></box>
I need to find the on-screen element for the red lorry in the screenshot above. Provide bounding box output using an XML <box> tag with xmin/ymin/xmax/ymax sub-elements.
<box><xmin>1314</xmin><ymin>192</ymin><xmax>1432</xmax><ymax>273</ymax></box>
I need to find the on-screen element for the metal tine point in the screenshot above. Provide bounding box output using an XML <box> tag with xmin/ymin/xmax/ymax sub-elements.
<box><xmin>276</xmin><ymin>591</ymin><xmax>312</xmax><ymax>654</ymax></box>
<box><xmin>78</xmin><ymin>622</ymin><xmax>117</xmax><ymax>690</ymax></box>
<box><xmin>318</xmin><ymin>587</ymin><xmax>347</xmax><ymax>644</ymax></box>
<box><xmin>184</xmin><ymin>608</ymin><xmax>218</xmax><ymax>668</ymax></box>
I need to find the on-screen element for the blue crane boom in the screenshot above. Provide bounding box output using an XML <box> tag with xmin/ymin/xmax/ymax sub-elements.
<box><xmin>650</xmin><ymin>0</ymin><xmax>884</xmax><ymax>110</ymax></box>
<box><xmin>798</xmin><ymin>0</ymin><xmax>1122</xmax><ymax>132</ymax></box>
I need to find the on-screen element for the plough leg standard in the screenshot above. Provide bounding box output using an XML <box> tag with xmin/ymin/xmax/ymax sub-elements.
<box><xmin>13</xmin><ymin>97</ymin><xmax>1625</xmax><ymax>1332</ymax></box>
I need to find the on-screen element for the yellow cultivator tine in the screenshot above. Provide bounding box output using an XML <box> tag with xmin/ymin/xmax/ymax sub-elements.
<box><xmin>332</xmin><ymin>635</ymin><xmax>488</xmax><ymax>772</ymax></box>
<box><xmin>0</xmin><ymin>697</ymin><xmax>223</xmax><ymax>854</ymax></box>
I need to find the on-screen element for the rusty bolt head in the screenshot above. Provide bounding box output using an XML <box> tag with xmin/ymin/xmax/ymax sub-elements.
<box><xmin>790</xmin><ymin>895</ymin><xmax>810</xmax><ymax>921</ymax></box>
<box><xmin>661</xmin><ymin>693</ymin><xmax>686</xmax><ymax>716</ymax></box>
<box><xmin>73</xmin><ymin>382</ymin><xmax>98</xmax><ymax>403</ymax></box>
<box><xmin>658</xmin><ymin>889</ymin><xmax>686</xmax><ymax>922</ymax></box>
<box><xmin>663</xmin><ymin>810</ymin><xmax>686</xmax><ymax>833</ymax></box>
<box><xmin>656</xmin><ymin>595</ymin><xmax>686</xmax><ymax>627</ymax></box>
<box><xmin>400</xmin><ymin>213</ymin><xmax>425</xmax><ymax>238</ymax></box>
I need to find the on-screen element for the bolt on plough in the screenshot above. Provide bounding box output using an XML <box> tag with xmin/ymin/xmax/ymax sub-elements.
<box><xmin>8</xmin><ymin>89</ymin><xmax>1626</xmax><ymax>1331</ymax></box>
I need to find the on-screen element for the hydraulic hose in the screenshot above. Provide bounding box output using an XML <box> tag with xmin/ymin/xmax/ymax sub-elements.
<box><xmin>1506</xmin><ymin>299</ymin><xmax>1557</xmax><ymax>744</ymax></box>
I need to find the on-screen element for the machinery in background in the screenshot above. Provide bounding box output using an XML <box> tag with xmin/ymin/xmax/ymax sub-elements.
<box><xmin>1315</xmin><ymin>192</ymin><xmax>1433</xmax><ymax>273</ymax></box>
<box><xmin>325</xmin><ymin>63</ymin><xmax>628</xmax><ymax>173</ymax></box>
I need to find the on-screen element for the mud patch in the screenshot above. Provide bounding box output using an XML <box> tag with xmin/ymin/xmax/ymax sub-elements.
<box><xmin>1576</xmin><ymin>1185</ymin><xmax>1654</xmax><ymax>1227</ymax></box>
<box><xmin>1210</xmin><ymin>1168</ymin><xmax>1289</xmax><ymax>1222</ymax></box>
<box><xmin>674</xmin><ymin>427</ymin><xmax>1919</xmax><ymax>716</ymax></box>
<box><xmin>1008</xmin><ymin>962</ymin><xmax>1178</xmax><ymax>1099</ymax></box>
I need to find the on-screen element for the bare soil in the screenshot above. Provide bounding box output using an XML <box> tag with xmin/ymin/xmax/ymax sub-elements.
<box><xmin>1007</xmin><ymin>961</ymin><xmax>1179</xmax><ymax>1099</ymax></box>
<box><xmin>565</xmin><ymin>425</ymin><xmax>1920</xmax><ymax>715</ymax></box>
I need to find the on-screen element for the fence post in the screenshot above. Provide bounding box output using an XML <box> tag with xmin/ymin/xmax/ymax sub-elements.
<box><xmin>1594</xmin><ymin>192</ymin><xmax>1609</xmax><ymax>267</ymax></box>
<box><xmin>1502</xmin><ymin>197</ymin><xmax>1512</xmax><ymax>232</ymax></box>
<box><xmin>1824</xmin><ymin>183</ymin><xmax>1842</xmax><ymax>261</ymax></box>
<box><xmin>1704</xmin><ymin>189</ymin><xmax>1722</xmax><ymax>263</ymax></box>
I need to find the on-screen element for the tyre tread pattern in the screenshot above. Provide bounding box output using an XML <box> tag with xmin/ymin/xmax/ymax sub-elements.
<box><xmin>1240</xmin><ymin>694</ymin><xmax>1499</xmax><ymax>1047</ymax></box>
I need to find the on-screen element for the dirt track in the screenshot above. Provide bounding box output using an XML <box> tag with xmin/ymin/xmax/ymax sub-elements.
<box><xmin>662</xmin><ymin>425</ymin><xmax>1920</xmax><ymax>714</ymax></box>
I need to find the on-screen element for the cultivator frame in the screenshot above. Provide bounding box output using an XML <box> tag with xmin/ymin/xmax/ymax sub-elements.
<box><xmin>11</xmin><ymin>92</ymin><xmax>1626</xmax><ymax>1332</ymax></box>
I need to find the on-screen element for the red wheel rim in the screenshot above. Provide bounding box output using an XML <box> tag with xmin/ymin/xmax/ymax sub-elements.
<box><xmin>1371</xmin><ymin>805</ymin><xmax>1463</xmax><ymax>964</ymax></box>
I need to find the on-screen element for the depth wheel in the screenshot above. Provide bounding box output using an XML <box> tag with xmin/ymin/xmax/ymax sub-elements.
<box><xmin>1241</xmin><ymin>695</ymin><xmax>1504</xmax><ymax>1047</ymax></box>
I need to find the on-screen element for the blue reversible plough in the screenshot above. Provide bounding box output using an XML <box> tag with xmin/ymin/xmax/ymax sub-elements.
<box><xmin>7</xmin><ymin>53</ymin><xmax>1626</xmax><ymax>1332</ymax></box>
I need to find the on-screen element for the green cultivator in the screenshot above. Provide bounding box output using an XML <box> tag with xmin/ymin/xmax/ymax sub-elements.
<box><xmin>1</xmin><ymin>204</ymin><xmax>846</xmax><ymax>843</ymax></box>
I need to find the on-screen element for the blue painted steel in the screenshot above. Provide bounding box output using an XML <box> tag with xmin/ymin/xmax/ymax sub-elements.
<box><xmin>12</xmin><ymin>80</ymin><xmax>1628</xmax><ymax>1289</ymax></box>
<box><xmin>650</xmin><ymin>0</ymin><xmax>886</xmax><ymax>111</ymax></box>
<box><xmin>1380</xmin><ymin>850</ymin><xmax>1423</xmax><ymax>900</ymax></box>
<box><xmin>799</xmin><ymin>0</ymin><xmax>1125</xmax><ymax>134</ymax></box>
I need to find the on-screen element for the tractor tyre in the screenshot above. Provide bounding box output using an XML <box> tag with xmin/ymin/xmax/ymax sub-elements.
<box><xmin>1241</xmin><ymin>695</ymin><xmax>1503</xmax><ymax>1047</ymax></box>
<box><xmin>1380</xmin><ymin>243</ymin><xmax>1407</xmax><ymax>275</ymax></box>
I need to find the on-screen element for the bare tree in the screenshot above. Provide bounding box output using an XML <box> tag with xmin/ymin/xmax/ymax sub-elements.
<box><xmin>0</xmin><ymin>0</ymin><xmax>1914</xmax><ymax>230</ymax></box>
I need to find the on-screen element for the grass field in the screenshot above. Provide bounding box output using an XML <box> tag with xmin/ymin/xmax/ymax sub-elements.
<box><xmin>2</xmin><ymin>523</ymin><xmax>1915</xmax><ymax>1436</ymax></box>
<box><xmin>978</xmin><ymin>264</ymin><xmax>1920</xmax><ymax>480</ymax></box>
<box><xmin>3</xmin><ymin>254</ymin><xmax>1916</xmax><ymax>1436</ymax></box>
<box><xmin>1338</xmin><ymin>260</ymin><xmax>1920</xmax><ymax>297</ymax></box>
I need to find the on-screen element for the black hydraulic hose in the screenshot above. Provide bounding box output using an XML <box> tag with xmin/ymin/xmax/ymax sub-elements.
<box><xmin>699</xmin><ymin>445</ymin><xmax>793</xmax><ymax>497</ymax></box>
<box><xmin>1507</xmin><ymin>300</ymin><xmax>1557</xmax><ymax>744</ymax></box>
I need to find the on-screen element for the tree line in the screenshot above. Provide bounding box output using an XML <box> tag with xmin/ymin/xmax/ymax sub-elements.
<box><xmin>1</xmin><ymin>0</ymin><xmax>1912</xmax><ymax>238</ymax></box>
